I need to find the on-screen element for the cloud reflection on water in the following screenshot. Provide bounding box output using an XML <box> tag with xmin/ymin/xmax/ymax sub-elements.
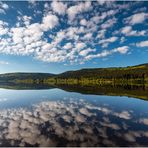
<box><xmin>0</xmin><ymin>97</ymin><xmax>147</xmax><ymax>146</ymax></box>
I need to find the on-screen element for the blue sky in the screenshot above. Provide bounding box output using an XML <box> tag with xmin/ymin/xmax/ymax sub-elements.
<box><xmin>0</xmin><ymin>1</ymin><xmax>148</xmax><ymax>74</ymax></box>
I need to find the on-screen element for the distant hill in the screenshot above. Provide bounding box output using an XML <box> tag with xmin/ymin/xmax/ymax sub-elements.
<box><xmin>0</xmin><ymin>73</ymin><xmax>55</xmax><ymax>82</ymax></box>
<box><xmin>0</xmin><ymin>63</ymin><xmax>147</xmax><ymax>85</ymax></box>
<box><xmin>57</xmin><ymin>63</ymin><xmax>148</xmax><ymax>79</ymax></box>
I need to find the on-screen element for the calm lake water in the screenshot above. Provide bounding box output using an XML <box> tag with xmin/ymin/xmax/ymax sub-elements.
<box><xmin>0</xmin><ymin>86</ymin><xmax>148</xmax><ymax>146</ymax></box>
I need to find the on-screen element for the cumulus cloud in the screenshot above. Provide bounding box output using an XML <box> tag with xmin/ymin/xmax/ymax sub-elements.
<box><xmin>85</xmin><ymin>46</ymin><xmax>129</xmax><ymax>61</ymax></box>
<box><xmin>99</xmin><ymin>36</ymin><xmax>118</xmax><ymax>47</ymax></box>
<box><xmin>0</xmin><ymin>13</ymin><xmax>62</xmax><ymax>63</ymax></box>
<box><xmin>121</xmin><ymin>26</ymin><xmax>132</xmax><ymax>34</ymax></box>
<box><xmin>101</xmin><ymin>17</ymin><xmax>117</xmax><ymax>29</ymax></box>
<box><xmin>63</xmin><ymin>42</ymin><xmax>73</xmax><ymax>50</ymax></box>
<box><xmin>125</xmin><ymin>12</ymin><xmax>148</xmax><ymax>25</ymax></box>
<box><xmin>0</xmin><ymin>2</ymin><xmax>9</xmax><ymax>9</ymax></box>
<box><xmin>113</xmin><ymin>46</ymin><xmax>129</xmax><ymax>54</ymax></box>
<box><xmin>121</xmin><ymin>26</ymin><xmax>147</xmax><ymax>36</ymax></box>
<box><xmin>80</xmin><ymin>19</ymin><xmax>87</xmax><ymax>26</ymax></box>
<box><xmin>96</xmin><ymin>29</ymin><xmax>106</xmax><ymax>39</ymax></box>
<box><xmin>0</xmin><ymin>2</ymin><xmax>9</xmax><ymax>13</ymax></box>
<box><xmin>22</xmin><ymin>15</ymin><xmax>32</xmax><ymax>26</ymax></box>
<box><xmin>79</xmin><ymin>48</ymin><xmax>96</xmax><ymax>56</ymax></box>
<box><xmin>0</xmin><ymin>1</ymin><xmax>147</xmax><ymax>65</ymax></box>
<box><xmin>28</xmin><ymin>0</ymin><xmax>37</xmax><ymax>7</ymax></box>
<box><xmin>75</xmin><ymin>42</ymin><xmax>86</xmax><ymax>50</ymax></box>
<box><xmin>67</xmin><ymin>1</ymin><xmax>92</xmax><ymax>22</ymax></box>
<box><xmin>0</xmin><ymin>20</ymin><xmax>9</xmax><ymax>35</ymax></box>
<box><xmin>136</xmin><ymin>40</ymin><xmax>148</xmax><ymax>47</ymax></box>
<box><xmin>42</xmin><ymin>13</ymin><xmax>59</xmax><ymax>31</ymax></box>
<box><xmin>51</xmin><ymin>1</ymin><xmax>67</xmax><ymax>15</ymax></box>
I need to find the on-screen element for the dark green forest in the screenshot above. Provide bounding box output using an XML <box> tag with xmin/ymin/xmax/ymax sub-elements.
<box><xmin>0</xmin><ymin>63</ymin><xmax>148</xmax><ymax>87</ymax></box>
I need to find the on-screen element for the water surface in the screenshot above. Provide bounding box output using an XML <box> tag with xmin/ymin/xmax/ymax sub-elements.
<box><xmin>0</xmin><ymin>85</ymin><xmax>147</xmax><ymax>146</ymax></box>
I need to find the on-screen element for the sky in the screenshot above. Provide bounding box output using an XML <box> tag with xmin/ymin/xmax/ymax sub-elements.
<box><xmin>0</xmin><ymin>1</ymin><xmax>148</xmax><ymax>74</ymax></box>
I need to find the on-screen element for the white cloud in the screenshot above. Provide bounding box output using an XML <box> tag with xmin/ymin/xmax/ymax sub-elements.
<box><xmin>125</xmin><ymin>12</ymin><xmax>148</xmax><ymax>25</ymax></box>
<box><xmin>28</xmin><ymin>0</ymin><xmax>38</xmax><ymax>8</ymax></box>
<box><xmin>136</xmin><ymin>40</ymin><xmax>148</xmax><ymax>47</ymax></box>
<box><xmin>63</xmin><ymin>42</ymin><xmax>73</xmax><ymax>50</ymax></box>
<box><xmin>0</xmin><ymin>2</ymin><xmax>9</xmax><ymax>9</ymax></box>
<box><xmin>113</xmin><ymin>46</ymin><xmax>129</xmax><ymax>54</ymax></box>
<box><xmin>92</xmin><ymin>10</ymin><xmax>117</xmax><ymax>25</ymax></box>
<box><xmin>80</xmin><ymin>19</ymin><xmax>87</xmax><ymax>26</ymax></box>
<box><xmin>0</xmin><ymin>2</ymin><xmax>9</xmax><ymax>14</ymax></box>
<box><xmin>101</xmin><ymin>17</ymin><xmax>117</xmax><ymax>29</ymax></box>
<box><xmin>85</xmin><ymin>50</ymin><xmax>111</xmax><ymax>60</ymax></box>
<box><xmin>75</xmin><ymin>42</ymin><xmax>86</xmax><ymax>51</ymax></box>
<box><xmin>83</xmin><ymin>33</ymin><xmax>92</xmax><ymax>40</ymax></box>
<box><xmin>79</xmin><ymin>48</ymin><xmax>95</xmax><ymax>56</ymax></box>
<box><xmin>85</xmin><ymin>46</ymin><xmax>129</xmax><ymax>61</ymax></box>
<box><xmin>99</xmin><ymin>36</ymin><xmax>118</xmax><ymax>48</ymax></box>
<box><xmin>22</xmin><ymin>15</ymin><xmax>32</xmax><ymax>26</ymax></box>
<box><xmin>41</xmin><ymin>14</ymin><xmax>59</xmax><ymax>31</ymax></box>
<box><xmin>121</xmin><ymin>26</ymin><xmax>146</xmax><ymax>36</ymax></box>
<box><xmin>0</xmin><ymin>20</ymin><xmax>9</xmax><ymax>35</ymax></box>
<box><xmin>99</xmin><ymin>36</ymin><xmax>118</xmax><ymax>44</ymax></box>
<box><xmin>121</xmin><ymin>26</ymin><xmax>132</xmax><ymax>34</ymax></box>
<box><xmin>0</xmin><ymin>1</ymin><xmax>146</xmax><ymax>65</ymax></box>
<box><xmin>16</xmin><ymin>15</ymin><xmax>32</xmax><ymax>27</ymax></box>
<box><xmin>51</xmin><ymin>1</ymin><xmax>67</xmax><ymax>15</ymax></box>
<box><xmin>67</xmin><ymin>1</ymin><xmax>92</xmax><ymax>22</ymax></box>
<box><xmin>96</xmin><ymin>29</ymin><xmax>106</xmax><ymax>39</ymax></box>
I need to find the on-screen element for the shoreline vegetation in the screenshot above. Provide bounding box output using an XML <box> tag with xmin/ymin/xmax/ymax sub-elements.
<box><xmin>8</xmin><ymin>63</ymin><xmax>148</xmax><ymax>86</ymax></box>
<box><xmin>0</xmin><ymin>63</ymin><xmax>148</xmax><ymax>100</ymax></box>
<box><xmin>0</xmin><ymin>64</ymin><xmax>148</xmax><ymax>86</ymax></box>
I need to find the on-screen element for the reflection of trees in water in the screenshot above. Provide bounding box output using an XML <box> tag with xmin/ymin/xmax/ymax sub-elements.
<box><xmin>0</xmin><ymin>98</ymin><xmax>147</xmax><ymax>147</ymax></box>
<box><xmin>0</xmin><ymin>82</ymin><xmax>55</xmax><ymax>90</ymax></box>
<box><xmin>0</xmin><ymin>82</ymin><xmax>148</xmax><ymax>100</ymax></box>
<box><xmin>56</xmin><ymin>84</ymin><xmax>148</xmax><ymax>100</ymax></box>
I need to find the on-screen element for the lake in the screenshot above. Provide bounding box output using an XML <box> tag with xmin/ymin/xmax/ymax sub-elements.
<box><xmin>0</xmin><ymin>84</ymin><xmax>148</xmax><ymax>146</ymax></box>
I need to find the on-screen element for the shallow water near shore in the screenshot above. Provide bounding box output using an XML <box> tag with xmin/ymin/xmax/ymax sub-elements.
<box><xmin>0</xmin><ymin>86</ymin><xmax>147</xmax><ymax>146</ymax></box>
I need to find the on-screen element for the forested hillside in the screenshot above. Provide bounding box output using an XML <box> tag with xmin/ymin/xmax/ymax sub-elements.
<box><xmin>0</xmin><ymin>73</ymin><xmax>55</xmax><ymax>82</ymax></box>
<box><xmin>45</xmin><ymin>63</ymin><xmax>148</xmax><ymax>86</ymax></box>
<box><xmin>58</xmin><ymin>63</ymin><xmax>148</xmax><ymax>79</ymax></box>
<box><xmin>0</xmin><ymin>63</ymin><xmax>148</xmax><ymax>86</ymax></box>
